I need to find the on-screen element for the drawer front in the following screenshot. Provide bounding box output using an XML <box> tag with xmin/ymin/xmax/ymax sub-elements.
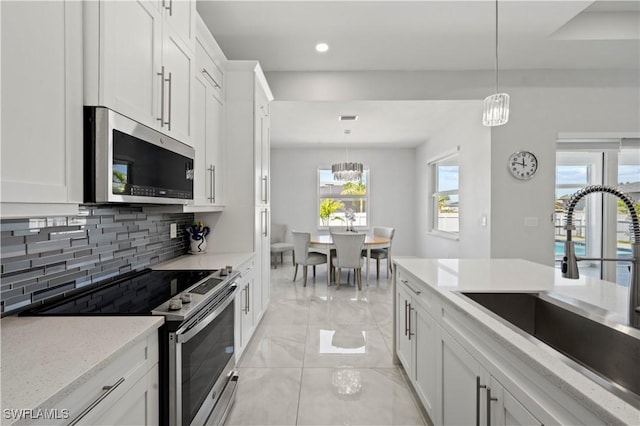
<box><xmin>238</xmin><ymin>256</ymin><xmax>256</xmax><ymax>276</ymax></box>
<box><xmin>397</xmin><ymin>268</ymin><xmax>439</xmax><ymax>318</ymax></box>
<box><xmin>54</xmin><ymin>335</ymin><xmax>155</xmax><ymax>425</ymax></box>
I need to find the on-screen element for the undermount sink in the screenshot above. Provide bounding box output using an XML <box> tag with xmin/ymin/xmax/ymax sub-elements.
<box><xmin>459</xmin><ymin>292</ymin><xmax>640</xmax><ymax>408</ymax></box>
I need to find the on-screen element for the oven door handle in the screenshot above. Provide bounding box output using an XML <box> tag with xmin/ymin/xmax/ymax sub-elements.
<box><xmin>176</xmin><ymin>284</ymin><xmax>238</xmax><ymax>344</ymax></box>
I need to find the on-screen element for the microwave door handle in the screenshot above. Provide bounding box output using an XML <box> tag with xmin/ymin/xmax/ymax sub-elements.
<box><xmin>175</xmin><ymin>285</ymin><xmax>238</xmax><ymax>344</ymax></box>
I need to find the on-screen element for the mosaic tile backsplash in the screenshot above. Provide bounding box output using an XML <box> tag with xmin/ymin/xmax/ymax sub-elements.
<box><xmin>0</xmin><ymin>205</ymin><xmax>194</xmax><ymax>314</ymax></box>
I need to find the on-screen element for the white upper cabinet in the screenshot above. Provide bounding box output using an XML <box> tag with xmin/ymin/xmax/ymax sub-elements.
<box><xmin>0</xmin><ymin>0</ymin><xmax>83</xmax><ymax>217</ymax></box>
<box><xmin>94</xmin><ymin>0</ymin><xmax>161</xmax><ymax>132</ymax></box>
<box><xmin>254</xmin><ymin>78</ymin><xmax>272</xmax><ymax>206</ymax></box>
<box><xmin>160</xmin><ymin>27</ymin><xmax>193</xmax><ymax>144</ymax></box>
<box><xmin>158</xmin><ymin>0</ymin><xmax>195</xmax><ymax>47</ymax></box>
<box><xmin>185</xmin><ymin>15</ymin><xmax>226</xmax><ymax>211</ymax></box>
<box><xmin>84</xmin><ymin>0</ymin><xmax>195</xmax><ymax>146</ymax></box>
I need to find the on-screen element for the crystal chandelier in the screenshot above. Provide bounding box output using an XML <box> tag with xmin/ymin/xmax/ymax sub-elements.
<box><xmin>332</xmin><ymin>131</ymin><xmax>363</xmax><ymax>181</ymax></box>
<box><xmin>331</xmin><ymin>162</ymin><xmax>363</xmax><ymax>181</ymax></box>
<box><xmin>482</xmin><ymin>0</ymin><xmax>509</xmax><ymax>127</ymax></box>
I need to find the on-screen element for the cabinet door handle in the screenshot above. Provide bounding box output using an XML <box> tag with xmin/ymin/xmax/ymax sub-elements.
<box><xmin>165</xmin><ymin>71</ymin><xmax>172</xmax><ymax>130</ymax></box>
<box><xmin>404</xmin><ymin>300</ymin><xmax>409</xmax><ymax>336</ymax></box>
<box><xmin>261</xmin><ymin>176</ymin><xmax>268</xmax><ymax>204</ymax></box>
<box><xmin>486</xmin><ymin>387</ymin><xmax>498</xmax><ymax>426</ymax></box>
<box><xmin>162</xmin><ymin>0</ymin><xmax>172</xmax><ymax>15</ymax></box>
<box><xmin>476</xmin><ymin>376</ymin><xmax>487</xmax><ymax>426</ymax></box>
<box><xmin>67</xmin><ymin>377</ymin><xmax>125</xmax><ymax>425</ymax></box>
<box><xmin>201</xmin><ymin>68</ymin><xmax>221</xmax><ymax>89</ymax></box>
<box><xmin>242</xmin><ymin>285</ymin><xmax>249</xmax><ymax>314</ymax></box>
<box><xmin>261</xmin><ymin>209</ymin><xmax>268</xmax><ymax>237</ymax></box>
<box><xmin>407</xmin><ymin>303</ymin><xmax>414</xmax><ymax>340</ymax></box>
<box><xmin>208</xmin><ymin>165</ymin><xmax>215</xmax><ymax>203</ymax></box>
<box><xmin>246</xmin><ymin>283</ymin><xmax>250</xmax><ymax>313</ymax></box>
<box><xmin>157</xmin><ymin>66</ymin><xmax>165</xmax><ymax>127</ymax></box>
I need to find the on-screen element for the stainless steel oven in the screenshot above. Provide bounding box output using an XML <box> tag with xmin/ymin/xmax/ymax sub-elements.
<box><xmin>167</xmin><ymin>281</ymin><xmax>238</xmax><ymax>426</ymax></box>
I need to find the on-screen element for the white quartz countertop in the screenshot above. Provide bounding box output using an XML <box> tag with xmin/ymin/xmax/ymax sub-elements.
<box><xmin>151</xmin><ymin>251</ymin><xmax>254</xmax><ymax>271</ymax></box>
<box><xmin>0</xmin><ymin>316</ymin><xmax>163</xmax><ymax>420</ymax></box>
<box><xmin>393</xmin><ymin>257</ymin><xmax>640</xmax><ymax>425</ymax></box>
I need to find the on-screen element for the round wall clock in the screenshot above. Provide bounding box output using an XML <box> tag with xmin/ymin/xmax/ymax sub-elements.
<box><xmin>508</xmin><ymin>151</ymin><xmax>538</xmax><ymax>180</ymax></box>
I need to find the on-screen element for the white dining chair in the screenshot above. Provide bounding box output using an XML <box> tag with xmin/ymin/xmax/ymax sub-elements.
<box><xmin>271</xmin><ymin>224</ymin><xmax>294</xmax><ymax>268</ymax></box>
<box><xmin>292</xmin><ymin>231</ymin><xmax>327</xmax><ymax>286</ymax></box>
<box><xmin>331</xmin><ymin>232</ymin><xmax>366</xmax><ymax>290</ymax></box>
<box><xmin>365</xmin><ymin>227</ymin><xmax>395</xmax><ymax>279</ymax></box>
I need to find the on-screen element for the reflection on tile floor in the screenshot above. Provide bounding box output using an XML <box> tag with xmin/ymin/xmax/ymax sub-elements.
<box><xmin>225</xmin><ymin>261</ymin><xmax>427</xmax><ymax>425</ymax></box>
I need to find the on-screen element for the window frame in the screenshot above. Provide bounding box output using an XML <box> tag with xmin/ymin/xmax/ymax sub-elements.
<box><xmin>317</xmin><ymin>168</ymin><xmax>370</xmax><ymax>230</ymax></box>
<box><xmin>430</xmin><ymin>152</ymin><xmax>460</xmax><ymax>236</ymax></box>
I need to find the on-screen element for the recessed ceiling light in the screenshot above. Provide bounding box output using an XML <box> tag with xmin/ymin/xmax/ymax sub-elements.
<box><xmin>315</xmin><ymin>42</ymin><xmax>329</xmax><ymax>53</ymax></box>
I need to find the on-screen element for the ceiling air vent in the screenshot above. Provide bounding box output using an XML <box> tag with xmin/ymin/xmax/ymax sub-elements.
<box><xmin>338</xmin><ymin>115</ymin><xmax>358</xmax><ymax>121</ymax></box>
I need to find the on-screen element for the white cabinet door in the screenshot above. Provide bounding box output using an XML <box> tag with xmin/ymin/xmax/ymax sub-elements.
<box><xmin>396</xmin><ymin>276</ymin><xmax>439</xmax><ymax>423</ymax></box>
<box><xmin>190</xmin><ymin>74</ymin><xmax>223</xmax><ymax>209</ymax></box>
<box><xmin>253</xmin><ymin>207</ymin><xmax>268</xmax><ymax>318</ymax></box>
<box><xmin>161</xmin><ymin>0</ymin><xmax>195</xmax><ymax>47</ymax></box>
<box><xmin>161</xmin><ymin>26</ymin><xmax>193</xmax><ymax>144</ymax></box>
<box><xmin>489</xmin><ymin>376</ymin><xmax>543</xmax><ymax>426</ymax></box>
<box><xmin>259</xmin><ymin>207</ymin><xmax>270</xmax><ymax>315</ymax></box>
<box><xmin>413</xmin><ymin>302</ymin><xmax>439</xmax><ymax>420</ymax></box>
<box><xmin>254</xmin><ymin>84</ymin><xmax>270</xmax><ymax>206</ymax></box>
<box><xmin>0</xmin><ymin>0</ymin><xmax>83</xmax><ymax>213</ymax></box>
<box><xmin>87</xmin><ymin>363</ymin><xmax>159</xmax><ymax>426</ymax></box>
<box><xmin>192</xmin><ymin>75</ymin><xmax>209</xmax><ymax>206</ymax></box>
<box><xmin>100</xmin><ymin>0</ymin><xmax>162</xmax><ymax>130</ymax></box>
<box><xmin>240</xmin><ymin>275</ymin><xmax>255</xmax><ymax>348</ymax></box>
<box><xmin>235</xmin><ymin>257</ymin><xmax>256</xmax><ymax>359</ymax></box>
<box><xmin>205</xmin><ymin>88</ymin><xmax>224</xmax><ymax>205</ymax></box>
<box><xmin>396</xmin><ymin>284</ymin><xmax>412</xmax><ymax>370</ymax></box>
<box><xmin>86</xmin><ymin>0</ymin><xmax>193</xmax><ymax>145</ymax></box>
<box><xmin>441</xmin><ymin>329</ymin><xmax>487</xmax><ymax>426</ymax></box>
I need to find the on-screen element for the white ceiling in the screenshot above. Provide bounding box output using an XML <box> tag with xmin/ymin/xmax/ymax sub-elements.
<box><xmin>197</xmin><ymin>0</ymin><xmax>640</xmax><ymax>147</ymax></box>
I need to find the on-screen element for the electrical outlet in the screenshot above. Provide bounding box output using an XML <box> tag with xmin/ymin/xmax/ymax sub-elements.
<box><xmin>170</xmin><ymin>223</ymin><xmax>177</xmax><ymax>238</ymax></box>
<box><xmin>524</xmin><ymin>217</ymin><xmax>538</xmax><ymax>227</ymax></box>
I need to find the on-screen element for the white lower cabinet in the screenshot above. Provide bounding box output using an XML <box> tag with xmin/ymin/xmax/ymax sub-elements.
<box><xmin>440</xmin><ymin>328</ymin><xmax>486</xmax><ymax>425</ymax></box>
<box><xmin>396</xmin><ymin>272</ymin><xmax>439</xmax><ymax>422</ymax></box>
<box><xmin>440</xmin><ymin>328</ymin><xmax>544</xmax><ymax>426</ymax></box>
<box><xmin>489</xmin><ymin>376</ymin><xmax>544</xmax><ymax>426</ymax></box>
<box><xmin>57</xmin><ymin>333</ymin><xmax>159</xmax><ymax>425</ymax></box>
<box><xmin>394</xmin><ymin>265</ymin><xmax>604</xmax><ymax>426</ymax></box>
<box><xmin>235</xmin><ymin>256</ymin><xmax>257</xmax><ymax>359</ymax></box>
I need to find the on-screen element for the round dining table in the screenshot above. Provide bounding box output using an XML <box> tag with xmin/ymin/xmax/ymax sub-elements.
<box><xmin>309</xmin><ymin>233</ymin><xmax>392</xmax><ymax>285</ymax></box>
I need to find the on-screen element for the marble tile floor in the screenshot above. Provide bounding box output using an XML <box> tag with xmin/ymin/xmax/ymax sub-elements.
<box><xmin>224</xmin><ymin>261</ymin><xmax>428</xmax><ymax>426</ymax></box>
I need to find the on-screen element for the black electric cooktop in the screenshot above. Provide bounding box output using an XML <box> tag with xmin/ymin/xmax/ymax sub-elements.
<box><xmin>20</xmin><ymin>269</ymin><xmax>216</xmax><ymax>316</ymax></box>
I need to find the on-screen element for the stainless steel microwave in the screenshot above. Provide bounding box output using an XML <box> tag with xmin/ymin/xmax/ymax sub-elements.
<box><xmin>84</xmin><ymin>107</ymin><xmax>194</xmax><ymax>205</ymax></box>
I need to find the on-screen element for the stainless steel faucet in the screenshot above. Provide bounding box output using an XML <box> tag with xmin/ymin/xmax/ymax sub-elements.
<box><xmin>561</xmin><ymin>185</ymin><xmax>640</xmax><ymax>328</ymax></box>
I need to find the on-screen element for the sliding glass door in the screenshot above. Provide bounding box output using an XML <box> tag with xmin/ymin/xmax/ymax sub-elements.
<box><xmin>555</xmin><ymin>141</ymin><xmax>639</xmax><ymax>285</ymax></box>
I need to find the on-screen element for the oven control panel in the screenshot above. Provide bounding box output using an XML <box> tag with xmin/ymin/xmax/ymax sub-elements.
<box><xmin>152</xmin><ymin>270</ymin><xmax>239</xmax><ymax>322</ymax></box>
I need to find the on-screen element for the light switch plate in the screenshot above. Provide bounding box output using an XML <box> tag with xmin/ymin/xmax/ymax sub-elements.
<box><xmin>170</xmin><ymin>223</ymin><xmax>177</xmax><ymax>238</ymax></box>
<box><xmin>524</xmin><ymin>217</ymin><xmax>538</xmax><ymax>227</ymax></box>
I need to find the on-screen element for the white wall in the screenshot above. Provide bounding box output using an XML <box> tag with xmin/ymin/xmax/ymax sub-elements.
<box><xmin>415</xmin><ymin>102</ymin><xmax>492</xmax><ymax>258</ymax></box>
<box><xmin>490</xmin><ymin>86</ymin><xmax>640</xmax><ymax>266</ymax></box>
<box><xmin>270</xmin><ymin>147</ymin><xmax>416</xmax><ymax>256</ymax></box>
<box><xmin>266</xmin><ymin>69</ymin><xmax>639</xmax><ymax>266</ymax></box>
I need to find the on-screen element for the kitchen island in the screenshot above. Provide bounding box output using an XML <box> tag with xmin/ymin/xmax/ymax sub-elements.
<box><xmin>393</xmin><ymin>257</ymin><xmax>639</xmax><ymax>425</ymax></box>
